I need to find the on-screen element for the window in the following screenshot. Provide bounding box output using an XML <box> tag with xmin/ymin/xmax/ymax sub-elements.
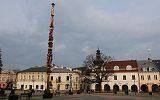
<box><xmin>57</xmin><ymin>76</ymin><xmax>61</xmax><ymax>82</ymax></box>
<box><xmin>29</xmin><ymin>75</ymin><xmax>31</xmax><ymax>80</ymax></box>
<box><xmin>147</xmin><ymin>75</ymin><xmax>151</xmax><ymax>80</ymax></box>
<box><xmin>123</xmin><ymin>75</ymin><xmax>126</xmax><ymax>80</ymax></box>
<box><xmin>51</xmin><ymin>76</ymin><xmax>53</xmax><ymax>80</ymax></box>
<box><xmin>36</xmin><ymin>85</ymin><xmax>39</xmax><ymax>89</ymax></box>
<box><xmin>114</xmin><ymin>75</ymin><xmax>117</xmax><ymax>80</ymax></box>
<box><xmin>132</xmin><ymin>75</ymin><xmax>135</xmax><ymax>80</ymax></box>
<box><xmin>114</xmin><ymin>66</ymin><xmax>119</xmax><ymax>70</ymax></box>
<box><xmin>65</xmin><ymin>84</ymin><xmax>70</xmax><ymax>89</ymax></box>
<box><xmin>126</xmin><ymin>65</ymin><xmax>132</xmax><ymax>70</ymax></box>
<box><xmin>38</xmin><ymin>75</ymin><xmax>39</xmax><ymax>79</ymax></box>
<box><xmin>154</xmin><ymin>75</ymin><xmax>158</xmax><ymax>80</ymax></box>
<box><xmin>66</xmin><ymin>76</ymin><xmax>69</xmax><ymax>81</ymax></box>
<box><xmin>141</xmin><ymin>75</ymin><xmax>144</xmax><ymax>80</ymax></box>
<box><xmin>147</xmin><ymin>67</ymin><xmax>149</xmax><ymax>71</ymax></box>
<box><xmin>74</xmin><ymin>84</ymin><xmax>78</xmax><ymax>90</ymax></box>
<box><xmin>32</xmin><ymin>75</ymin><xmax>34</xmax><ymax>79</ymax></box>
<box><xmin>41</xmin><ymin>85</ymin><xmax>43</xmax><ymax>89</ymax></box>
<box><xmin>25</xmin><ymin>85</ymin><xmax>27</xmax><ymax>89</ymax></box>
<box><xmin>41</xmin><ymin>75</ymin><xmax>43</xmax><ymax>79</ymax></box>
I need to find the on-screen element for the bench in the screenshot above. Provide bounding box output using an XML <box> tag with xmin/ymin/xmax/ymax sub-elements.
<box><xmin>0</xmin><ymin>94</ymin><xmax>6</xmax><ymax>100</ymax></box>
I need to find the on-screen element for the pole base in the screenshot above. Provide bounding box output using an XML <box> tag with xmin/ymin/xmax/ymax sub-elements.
<box><xmin>43</xmin><ymin>89</ymin><xmax>53</xmax><ymax>98</ymax></box>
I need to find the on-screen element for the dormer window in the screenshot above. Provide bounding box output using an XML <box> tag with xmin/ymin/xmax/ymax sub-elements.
<box><xmin>114</xmin><ymin>66</ymin><xmax>119</xmax><ymax>70</ymax></box>
<box><xmin>147</xmin><ymin>67</ymin><xmax>149</xmax><ymax>71</ymax></box>
<box><xmin>126</xmin><ymin>65</ymin><xmax>132</xmax><ymax>70</ymax></box>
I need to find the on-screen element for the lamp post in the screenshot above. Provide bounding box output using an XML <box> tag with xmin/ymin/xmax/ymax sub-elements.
<box><xmin>69</xmin><ymin>74</ymin><xmax>73</xmax><ymax>95</ymax></box>
<box><xmin>32</xmin><ymin>79</ymin><xmax>35</xmax><ymax>90</ymax></box>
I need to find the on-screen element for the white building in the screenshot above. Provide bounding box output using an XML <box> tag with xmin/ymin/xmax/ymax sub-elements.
<box><xmin>90</xmin><ymin>60</ymin><xmax>140</xmax><ymax>92</ymax></box>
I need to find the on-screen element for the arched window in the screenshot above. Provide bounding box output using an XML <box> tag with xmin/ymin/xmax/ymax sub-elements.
<box><xmin>114</xmin><ymin>66</ymin><xmax>119</xmax><ymax>70</ymax></box>
<box><xmin>126</xmin><ymin>65</ymin><xmax>132</xmax><ymax>70</ymax></box>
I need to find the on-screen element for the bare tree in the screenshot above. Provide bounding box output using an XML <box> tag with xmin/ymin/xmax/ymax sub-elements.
<box><xmin>83</xmin><ymin>49</ymin><xmax>114</xmax><ymax>92</ymax></box>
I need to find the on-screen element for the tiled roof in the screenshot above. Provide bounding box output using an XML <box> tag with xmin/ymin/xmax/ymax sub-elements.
<box><xmin>105</xmin><ymin>60</ymin><xmax>138</xmax><ymax>72</ymax></box>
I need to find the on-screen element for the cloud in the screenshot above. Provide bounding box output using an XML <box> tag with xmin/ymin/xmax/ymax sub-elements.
<box><xmin>55</xmin><ymin>44</ymin><xmax>66</xmax><ymax>52</ymax></box>
<box><xmin>1</xmin><ymin>0</ymin><xmax>160</xmax><ymax>69</ymax></box>
<box><xmin>82</xmin><ymin>46</ymin><xmax>91</xmax><ymax>54</ymax></box>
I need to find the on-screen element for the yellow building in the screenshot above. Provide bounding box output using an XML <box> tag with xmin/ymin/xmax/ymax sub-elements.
<box><xmin>16</xmin><ymin>66</ymin><xmax>47</xmax><ymax>90</ymax></box>
<box><xmin>16</xmin><ymin>66</ymin><xmax>81</xmax><ymax>92</ymax></box>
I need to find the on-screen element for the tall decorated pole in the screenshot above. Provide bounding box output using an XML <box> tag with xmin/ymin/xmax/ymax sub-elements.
<box><xmin>46</xmin><ymin>1</ymin><xmax>55</xmax><ymax>90</ymax></box>
<box><xmin>0</xmin><ymin>48</ymin><xmax>2</xmax><ymax>74</ymax></box>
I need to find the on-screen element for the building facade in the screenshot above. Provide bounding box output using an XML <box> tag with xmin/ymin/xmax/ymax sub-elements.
<box><xmin>90</xmin><ymin>60</ymin><xmax>139</xmax><ymax>92</ymax></box>
<box><xmin>0</xmin><ymin>69</ymin><xmax>17</xmax><ymax>89</ymax></box>
<box><xmin>16</xmin><ymin>66</ymin><xmax>47</xmax><ymax>90</ymax></box>
<box><xmin>90</xmin><ymin>59</ymin><xmax>160</xmax><ymax>93</ymax></box>
<box><xmin>16</xmin><ymin>66</ymin><xmax>81</xmax><ymax>92</ymax></box>
<box><xmin>137</xmin><ymin>60</ymin><xmax>160</xmax><ymax>92</ymax></box>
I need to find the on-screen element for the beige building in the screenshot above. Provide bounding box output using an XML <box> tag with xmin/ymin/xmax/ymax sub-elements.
<box><xmin>50</xmin><ymin>68</ymin><xmax>81</xmax><ymax>92</ymax></box>
<box><xmin>16</xmin><ymin>66</ymin><xmax>81</xmax><ymax>92</ymax></box>
<box><xmin>0</xmin><ymin>69</ymin><xmax>17</xmax><ymax>89</ymax></box>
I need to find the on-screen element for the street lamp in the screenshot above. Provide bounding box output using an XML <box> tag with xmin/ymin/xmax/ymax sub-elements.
<box><xmin>32</xmin><ymin>79</ymin><xmax>35</xmax><ymax>90</ymax></box>
<box><xmin>69</xmin><ymin>74</ymin><xmax>73</xmax><ymax>95</ymax></box>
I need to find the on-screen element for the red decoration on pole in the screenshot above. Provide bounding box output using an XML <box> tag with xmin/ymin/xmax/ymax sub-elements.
<box><xmin>46</xmin><ymin>1</ymin><xmax>55</xmax><ymax>90</ymax></box>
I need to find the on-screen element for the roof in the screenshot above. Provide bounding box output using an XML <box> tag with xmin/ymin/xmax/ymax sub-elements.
<box><xmin>105</xmin><ymin>60</ymin><xmax>138</xmax><ymax>72</ymax></box>
<box><xmin>18</xmin><ymin>66</ymin><xmax>47</xmax><ymax>73</ymax></box>
<box><xmin>137</xmin><ymin>60</ymin><xmax>160</xmax><ymax>72</ymax></box>
<box><xmin>18</xmin><ymin>66</ymin><xmax>73</xmax><ymax>73</ymax></box>
<box><xmin>52</xmin><ymin>68</ymin><xmax>72</xmax><ymax>73</ymax></box>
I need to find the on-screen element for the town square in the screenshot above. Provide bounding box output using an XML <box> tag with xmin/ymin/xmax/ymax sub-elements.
<box><xmin>1</xmin><ymin>0</ymin><xmax>160</xmax><ymax>100</ymax></box>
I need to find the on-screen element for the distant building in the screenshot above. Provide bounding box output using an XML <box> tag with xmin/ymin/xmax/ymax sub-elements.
<box><xmin>137</xmin><ymin>60</ymin><xmax>160</xmax><ymax>92</ymax></box>
<box><xmin>90</xmin><ymin>60</ymin><xmax>139</xmax><ymax>92</ymax></box>
<box><xmin>0</xmin><ymin>69</ymin><xmax>17</xmax><ymax>89</ymax></box>
<box><xmin>16</xmin><ymin>66</ymin><xmax>81</xmax><ymax>92</ymax></box>
<box><xmin>89</xmin><ymin>59</ymin><xmax>160</xmax><ymax>93</ymax></box>
<box><xmin>50</xmin><ymin>68</ymin><xmax>81</xmax><ymax>92</ymax></box>
<box><xmin>16</xmin><ymin>66</ymin><xmax>47</xmax><ymax>90</ymax></box>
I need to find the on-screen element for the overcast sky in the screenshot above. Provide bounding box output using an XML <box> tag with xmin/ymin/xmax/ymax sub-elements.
<box><xmin>1</xmin><ymin>0</ymin><xmax>160</xmax><ymax>70</ymax></box>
